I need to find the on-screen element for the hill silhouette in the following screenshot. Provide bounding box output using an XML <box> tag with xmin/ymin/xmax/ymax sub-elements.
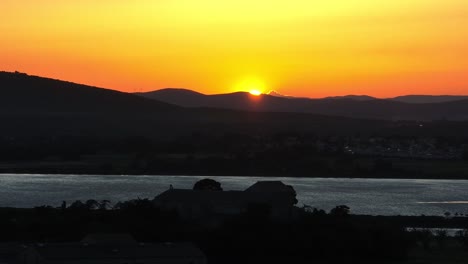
<box><xmin>138</xmin><ymin>88</ymin><xmax>468</xmax><ymax>121</ymax></box>
<box><xmin>135</xmin><ymin>88</ymin><xmax>208</xmax><ymax>108</ymax></box>
<box><xmin>0</xmin><ymin>72</ymin><xmax>383</xmax><ymax>139</ymax></box>
<box><xmin>0</xmin><ymin>71</ymin><xmax>175</xmax><ymax>114</ymax></box>
<box><xmin>324</xmin><ymin>95</ymin><xmax>376</xmax><ymax>101</ymax></box>
<box><xmin>267</xmin><ymin>92</ymin><xmax>468</xmax><ymax>104</ymax></box>
<box><xmin>3</xmin><ymin>72</ymin><xmax>468</xmax><ymax>141</ymax></box>
<box><xmin>390</xmin><ymin>95</ymin><xmax>468</xmax><ymax>104</ymax></box>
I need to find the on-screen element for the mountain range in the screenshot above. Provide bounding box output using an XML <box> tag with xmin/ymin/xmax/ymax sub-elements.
<box><xmin>137</xmin><ymin>88</ymin><xmax>468</xmax><ymax>121</ymax></box>
<box><xmin>324</xmin><ymin>95</ymin><xmax>468</xmax><ymax>103</ymax></box>
<box><xmin>0</xmin><ymin>72</ymin><xmax>390</xmax><ymax>139</ymax></box>
<box><xmin>389</xmin><ymin>95</ymin><xmax>468</xmax><ymax>104</ymax></box>
<box><xmin>268</xmin><ymin>90</ymin><xmax>468</xmax><ymax>103</ymax></box>
<box><xmin>2</xmin><ymin>71</ymin><xmax>468</xmax><ymax>140</ymax></box>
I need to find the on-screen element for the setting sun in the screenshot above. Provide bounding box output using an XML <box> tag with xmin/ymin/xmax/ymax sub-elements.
<box><xmin>249</xmin><ymin>89</ymin><xmax>262</xmax><ymax>96</ymax></box>
<box><xmin>235</xmin><ymin>77</ymin><xmax>266</xmax><ymax>95</ymax></box>
<box><xmin>2</xmin><ymin>1</ymin><xmax>468</xmax><ymax>97</ymax></box>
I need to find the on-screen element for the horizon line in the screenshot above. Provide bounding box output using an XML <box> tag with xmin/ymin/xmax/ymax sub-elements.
<box><xmin>3</xmin><ymin>70</ymin><xmax>468</xmax><ymax>100</ymax></box>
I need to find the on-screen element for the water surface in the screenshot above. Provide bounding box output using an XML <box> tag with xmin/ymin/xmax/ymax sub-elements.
<box><xmin>1</xmin><ymin>174</ymin><xmax>468</xmax><ymax>216</ymax></box>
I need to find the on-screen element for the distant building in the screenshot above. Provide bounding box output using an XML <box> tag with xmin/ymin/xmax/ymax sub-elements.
<box><xmin>153</xmin><ymin>181</ymin><xmax>297</xmax><ymax>220</ymax></box>
<box><xmin>18</xmin><ymin>234</ymin><xmax>206</xmax><ymax>264</ymax></box>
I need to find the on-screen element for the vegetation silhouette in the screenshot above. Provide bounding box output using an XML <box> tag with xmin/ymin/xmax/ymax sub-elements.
<box><xmin>2</xmin><ymin>175</ymin><xmax>468</xmax><ymax>263</ymax></box>
<box><xmin>330</xmin><ymin>205</ymin><xmax>351</xmax><ymax>217</ymax></box>
<box><xmin>2</xmin><ymin>197</ymin><xmax>468</xmax><ymax>263</ymax></box>
<box><xmin>193</xmin><ymin>178</ymin><xmax>223</xmax><ymax>191</ymax></box>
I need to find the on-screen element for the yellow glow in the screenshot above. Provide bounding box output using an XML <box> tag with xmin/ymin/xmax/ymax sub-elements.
<box><xmin>235</xmin><ymin>78</ymin><xmax>266</xmax><ymax>94</ymax></box>
<box><xmin>249</xmin><ymin>90</ymin><xmax>262</xmax><ymax>96</ymax></box>
<box><xmin>1</xmin><ymin>1</ymin><xmax>468</xmax><ymax>97</ymax></box>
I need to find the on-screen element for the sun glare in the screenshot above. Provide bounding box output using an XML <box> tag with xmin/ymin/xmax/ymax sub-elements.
<box><xmin>249</xmin><ymin>89</ymin><xmax>262</xmax><ymax>96</ymax></box>
<box><xmin>235</xmin><ymin>77</ymin><xmax>266</xmax><ymax>96</ymax></box>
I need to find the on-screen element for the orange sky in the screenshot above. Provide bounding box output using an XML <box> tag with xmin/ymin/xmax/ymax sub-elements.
<box><xmin>2</xmin><ymin>0</ymin><xmax>468</xmax><ymax>97</ymax></box>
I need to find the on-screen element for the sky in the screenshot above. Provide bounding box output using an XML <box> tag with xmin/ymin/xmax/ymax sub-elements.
<box><xmin>2</xmin><ymin>0</ymin><xmax>468</xmax><ymax>98</ymax></box>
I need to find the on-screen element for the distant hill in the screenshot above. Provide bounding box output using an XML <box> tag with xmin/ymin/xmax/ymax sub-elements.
<box><xmin>138</xmin><ymin>88</ymin><xmax>468</xmax><ymax>121</ymax></box>
<box><xmin>135</xmin><ymin>88</ymin><xmax>208</xmax><ymax>108</ymax></box>
<box><xmin>324</xmin><ymin>95</ymin><xmax>377</xmax><ymax>101</ymax></box>
<box><xmin>389</xmin><ymin>95</ymin><xmax>468</xmax><ymax>104</ymax></box>
<box><xmin>267</xmin><ymin>90</ymin><xmax>298</xmax><ymax>99</ymax></box>
<box><xmin>0</xmin><ymin>71</ymin><xmax>175</xmax><ymax>114</ymax></box>
<box><xmin>139</xmin><ymin>89</ymin><xmax>287</xmax><ymax>111</ymax></box>
<box><xmin>265</xmin><ymin>92</ymin><xmax>468</xmax><ymax>104</ymax></box>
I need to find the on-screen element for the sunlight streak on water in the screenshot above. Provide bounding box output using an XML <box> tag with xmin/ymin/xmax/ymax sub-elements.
<box><xmin>416</xmin><ymin>201</ymin><xmax>468</xmax><ymax>204</ymax></box>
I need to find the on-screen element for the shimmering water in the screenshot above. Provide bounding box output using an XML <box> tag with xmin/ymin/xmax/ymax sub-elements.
<box><xmin>1</xmin><ymin>174</ymin><xmax>468</xmax><ymax>216</ymax></box>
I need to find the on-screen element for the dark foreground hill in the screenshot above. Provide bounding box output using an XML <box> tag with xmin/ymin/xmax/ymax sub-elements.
<box><xmin>139</xmin><ymin>89</ymin><xmax>468</xmax><ymax>121</ymax></box>
<box><xmin>0</xmin><ymin>71</ymin><xmax>175</xmax><ymax>114</ymax></box>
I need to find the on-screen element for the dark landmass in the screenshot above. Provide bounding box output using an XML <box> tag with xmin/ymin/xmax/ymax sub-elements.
<box><xmin>138</xmin><ymin>88</ymin><xmax>468</xmax><ymax>121</ymax></box>
<box><xmin>2</xmin><ymin>71</ymin><xmax>468</xmax><ymax>178</ymax></box>
<box><xmin>0</xmin><ymin>178</ymin><xmax>466</xmax><ymax>262</ymax></box>
<box><xmin>324</xmin><ymin>94</ymin><xmax>377</xmax><ymax>101</ymax></box>
<box><xmin>270</xmin><ymin>91</ymin><xmax>468</xmax><ymax>104</ymax></box>
<box><xmin>0</xmin><ymin>71</ymin><xmax>175</xmax><ymax>114</ymax></box>
<box><xmin>0</xmin><ymin>202</ymin><xmax>467</xmax><ymax>263</ymax></box>
<box><xmin>4</xmin><ymin>71</ymin><xmax>468</xmax><ymax>138</ymax></box>
<box><xmin>2</xmin><ymin>131</ymin><xmax>468</xmax><ymax>178</ymax></box>
<box><xmin>2</xmin><ymin>71</ymin><xmax>468</xmax><ymax>262</ymax></box>
<box><xmin>390</xmin><ymin>95</ymin><xmax>468</xmax><ymax>104</ymax></box>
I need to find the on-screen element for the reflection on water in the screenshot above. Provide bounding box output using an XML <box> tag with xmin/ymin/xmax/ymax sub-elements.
<box><xmin>1</xmin><ymin>174</ymin><xmax>468</xmax><ymax>216</ymax></box>
<box><xmin>416</xmin><ymin>201</ymin><xmax>468</xmax><ymax>204</ymax></box>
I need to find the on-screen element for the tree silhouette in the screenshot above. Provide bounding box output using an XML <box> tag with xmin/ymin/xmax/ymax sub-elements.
<box><xmin>85</xmin><ymin>199</ymin><xmax>99</xmax><ymax>210</ymax></box>
<box><xmin>193</xmin><ymin>178</ymin><xmax>223</xmax><ymax>191</ymax></box>
<box><xmin>99</xmin><ymin>200</ymin><xmax>112</xmax><ymax>210</ymax></box>
<box><xmin>286</xmin><ymin>184</ymin><xmax>298</xmax><ymax>205</ymax></box>
<box><xmin>330</xmin><ymin>205</ymin><xmax>350</xmax><ymax>216</ymax></box>
<box><xmin>69</xmin><ymin>200</ymin><xmax>86</xmax><ymax>210</ymax></box>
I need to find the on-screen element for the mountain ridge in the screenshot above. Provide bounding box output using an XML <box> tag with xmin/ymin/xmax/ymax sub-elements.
<box><xmin>3</xmin><ymin>71</ymin><xmax>468</xmax><ymax>140</ymax></box>
<box><xmin>138</xmin><ymin>88</ymin><xmax>468</xmax><ymax>121</ymax></box>
<box><xmin>389</xmin><ymin>95</ymin><xmax>468</xmax><ymax>104</ymax></box>
<box><xmin>139</xmin><ymin>88</ymin><xmax>468</xmax><ymax>103</ymax></box>
<box><xmin>3</xmin><ymin>71</ymin><xmax>468</xmax><ymax>122</ymax></box>
<box><xmin>0</xmin><ymin>71</ymin><xmax>400</xmax><ymax>139</ymax></box>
